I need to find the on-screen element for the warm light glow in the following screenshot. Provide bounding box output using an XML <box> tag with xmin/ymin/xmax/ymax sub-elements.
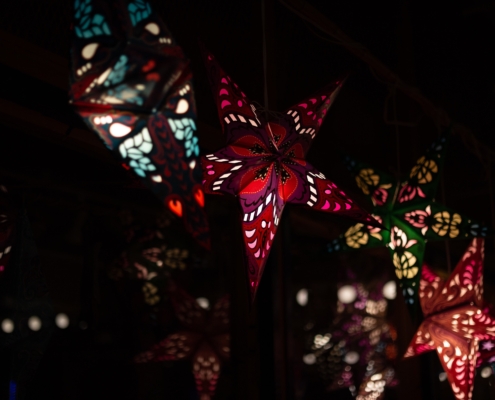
<box><xmin>382</xmin><ymin>280</ymin><xmax>397</xmax><ymax>300</ymax></box>
<box><xmin>196</xmin><ymin>297</ymin><xmax>210</xmax><ymax>309</ymax></box>
<box><xmin>144</xmin><ymin>22</ymin><xmax>160</xmax><ymax>35</ymax></box>
<box><xmin>55</xmin><ymin>313</ymin><xmax>69</xmax><ymax>329</ymax></box>
<box><xmin>1</xmin><ymin>318</ymin><xmax>14</xmax><ymax>333</ymax></box>
<box><xmin>296</xmin><ymin>288</ymin><xmax>308</xmax><ymax>306</ymax></box>
<box><xmin>439</xmin><ymin>372</ymin><xmax>447</xmax><ymax>382</ymax></box>
<box><xmin>303</xmin><ymin>354</ymin><xmax>316</xmax><ymax>365</ymax></box>
<box><xmin>344</xmin><ymin>351</ymin><xmax>360</xmax><ymax>365</ymax></box>
<box><xmin>175</xmin><ymin>99</ymin><xmax>189</xmax><ymax>114</ymax></box>
<box><xmin>82</xmin><ymin>43</ymin><xmax>99</xmax><ymax>60</ymax></box>
<box><xmin>481</xmin><ymin>366</ymin><xmax>492</xmax><ymax>378</ymax></box>
<box><xmin>109</xmin><ymin>123</ymin><xmax>132</xmax><ymax>137</ymax></box>
<box><xmin>338</xmin><ymin>285</ymin><xmax>357</xmax><ymax>304</ymax></box>
<box><xmin>28</xmin><ymin>316</ymin><xmax>42</xmax><ymax>331</ymax></box>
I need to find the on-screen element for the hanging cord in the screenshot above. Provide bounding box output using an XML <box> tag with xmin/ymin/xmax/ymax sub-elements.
<box><xmin>440</xmin><ymin>171</ymin><xmax>453</xmax><ymax>273</ymax></box>
<box><xmin>251</xmin><ymin>101</ymin><xmax>286</xmax><ymax>150</ymax></box>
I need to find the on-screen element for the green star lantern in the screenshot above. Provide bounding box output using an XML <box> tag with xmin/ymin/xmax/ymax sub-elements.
<box><xmin>328</xmin><ymin>132</ymin><xmax>489</xmax><ymax>308</ymax></box>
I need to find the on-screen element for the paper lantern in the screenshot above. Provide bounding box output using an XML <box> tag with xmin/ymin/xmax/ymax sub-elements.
<box><xmin>328</xmin><ymin>134</ymin><xmax>488</xmax><ymax>306</ymax></box>
<box><xmin>109</xmin><ymin>224</ymin><xmax>190</xmax><ymax>306</ymax></box>
<box><xmin>200</xmin><ymin>47</ymin><xmax>380</xmax><ymax>300</ymax></box>
<box><xmin>135</xmin><ymin>286</ymin><xmax>229</xmax><ymax>400</ymax></box>
<box><xmin>69</xmin><ymin>0</ymin><xmax>209</xmax><ymax>248</ymax></box>
<box><xmin>309</xmin><ymin>282</ymin><xmax>398</xmax><ymax>398</ymax></box>
<box><xmin>404</xmin><ymin>238</ymin><xmax>495</xmax><ymax>400</ymax></box>
<box><xmin>0</xmin><ymin>185</ymin><xmax>15</xmax><ymax>277</ymax></box>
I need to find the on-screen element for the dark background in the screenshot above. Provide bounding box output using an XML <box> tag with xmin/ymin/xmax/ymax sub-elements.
<box><xmin>0</xmin><ymin>0</ymin><xmax>495</xmax><ymax>399</ymax></box>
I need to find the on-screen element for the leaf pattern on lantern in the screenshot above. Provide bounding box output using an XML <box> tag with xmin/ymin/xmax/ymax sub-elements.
<box><xmin>69</xmin><ymin>0</ymin><xmax>209</xmax><ymax>248</ymax></box>
<box><xmin>432</xmin><ymin>211</ymin><xmax>462</xmax><ymax>238</ymax></box>
<box><xmin>410</xmin><ymin>156</ymin><xmax>438</xmax><ymax>184</ymax></box>
<box><xmin>404</xmin><ymin>238</ymin><xmax>495</xmax><ymax>400</ymax></box>
<box><xmin>355</xmin><ymin>168</ymin><xmax>380</xmax><ymax>195</ymax></box>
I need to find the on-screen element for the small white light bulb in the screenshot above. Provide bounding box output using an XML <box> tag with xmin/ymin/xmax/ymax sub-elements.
<box><xmin>28</xmin><ymin>316</ymin><xmax>42</xmax><ymax>331</ymax></box>
<box><xmin>338</xmin><ymin>285</ymin><xmax>357</xmax><ymax>304</ymax></box>
<box><xmin>302</xmin><ymin>354</ymin><xmax>316</xmax><ymax>365</ymax></box>
<box><xmin>55</xmin><ymin>313</ymin><xmax>70</xmax><ymax>329</ymax></box>
<box><xmin>481</xmin><ymin>366</ymin><xmax>492</xmax><ymax>378</ymax></box>
<box><xmin>344</xmin><ymin>351</ymin><xmax>360</xmax><ymax>365</ymax></box>
<box><xmin>383</xmin><ymin>281</ymin><xmax>397</xmax><ymax>300</ymax></box>
<box><xmin>296</xmin><ymin>288</ymin><xmax>308</xmax><ymax>306</ymax></box>
<box><xmin>196</xmin><ymin>297</ymin><xmax>210</xmax><ymax>309</ymax></box>
<box><xmin>1</xmin><ymin>318</ymin><xmax>14</xmax><ymax>333</ymax></box>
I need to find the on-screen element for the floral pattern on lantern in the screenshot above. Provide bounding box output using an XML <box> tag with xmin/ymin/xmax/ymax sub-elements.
<box><xmin>389</xmin><ymin>227</ymin><xmax>419</xmax><ymax>280</ymax></box>
<box><xmin>345</xmin><ymin>224</ymin><xmax>369</xmax><ymax>249</ymax></box>
<box><xmin>371</xmin><ymin>184</ymin><xmax>392</xmax><ymax>206</ymax></box>
<box><xmin>329</xmin><ymin>133</ymin><xmax>489</xmax><ymax>308</ymax></box>
<box><xmin>200</xmin><ymin>46</ymin><xmax>379</xmax><ymax>302</ymax></box>
<box><xmin>410</xmin><ymin>156</ymin><xmax>438</xmax><ymax>184</ymax></box>
<box><xmin>355</xmin><ymin>169</ymin><xmax>380</xmax><ymax>195</ymax></box>
<box><xmin>404</xmin><ymin>205</ymin><xmax>431</xmax><ymax>235</ymax></box>
<box><xmin>142</xmin><ymin>281</ymin><xmax>160</xmax><ymax>305</ymax></box>
<box><xmin>432</xmin><ymin>211</ymin><xmax>462</xmax><ymax>238</ymax></box>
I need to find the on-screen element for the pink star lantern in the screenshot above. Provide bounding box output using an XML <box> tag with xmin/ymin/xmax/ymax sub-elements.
<box><xmin>404</xmin><ymin>238</ymin><xmax>495</xmax><ymax>400</ymax></box>
<box><xmin>200</xmin><ymin>46</ymin><xmax>380</xmax><ymax>301</ymax></box>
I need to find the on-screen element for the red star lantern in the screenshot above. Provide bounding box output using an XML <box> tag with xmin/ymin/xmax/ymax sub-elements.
<box><xmin>404</xmin><ymin>238</ymin><xmax>495</xmax><ymax>399</ymax></box>
<box><xmin>200</xmin><ymin>46</ymin><xmax>379</xmax><ymax>300</ymax></box>
<box><xmin>135</xmin><ymin>286</ymin><xmax>229</xmax><ymax>400</ymax></box>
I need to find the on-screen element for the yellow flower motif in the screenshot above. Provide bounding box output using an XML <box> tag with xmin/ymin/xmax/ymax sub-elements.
<box><xmin>164</xmin><ymin>248</ymin><xmax>189</xmax><ymax>270</ymax></box>
<box><xmin>393</xmin><ymin>252</ymin><xmax>419</xmax><ymax>279</ymax></box>
<box><xmin>355</xmin><ymin>168</ymin><xmax>379</xmax><ymax>195</ymax></box>
<box><xmin>410</xmin><ymin>156</ymin><xmax>438</xmax><ymax>184</ymax></box>
<box><xmin>432</xmin><ymin>211</ymin><xmax>462</xmax><ymax>238</ymax></box>
<box><xmin>345</xmin><ymin>223</ymin><xmax>369</xmax><ymax>248</ymax></box>
<box><xmin>142</xmin><ymin>282</ymin><xmax>160</xmax><ymax>305</ymax></box>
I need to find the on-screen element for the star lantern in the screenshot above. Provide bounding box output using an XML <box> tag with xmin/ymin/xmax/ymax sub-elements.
<box><xmin>309</xmin><ymin>282</ymin><xmax>398</xmax><ymax>399</ymax></box>
<box><xmin>403</xmin><ymin>238</ymin><xmax>495</xmax><ymax>400</ymax></box>
<box><xmin>328</xmin><ymin>133</ymin><xmax>488</xmax><ymax>306</ymax></box>
<box><xmin>109</xmin><ymin>224</ymin><xmax>190</xmax><ymax>306</ymax></box>
<box><xmin>135</xmin><ymin>286</ymin><xmax>229</xmax><ymax>400</ymax></box>
<box><xmin>0</xmin><ymin>185</ymin><xmax>15</xmax><ymax>278</ymax></box>
<box><xmin>200</xmin><ymin>47</ymin><xmax>380</xmax><ymax>300</ymax></box>
<box><xmin>69</xmin><ymin>0</ymin><xmax>209</xmax><ymax>248</ymax></box>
